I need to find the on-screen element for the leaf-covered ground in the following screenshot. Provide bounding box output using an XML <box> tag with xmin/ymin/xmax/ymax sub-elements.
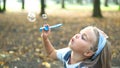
<box><xmin>0</xmin><ymin>9</ymin><xmax>120</xmax><ymax>68</ymax></box>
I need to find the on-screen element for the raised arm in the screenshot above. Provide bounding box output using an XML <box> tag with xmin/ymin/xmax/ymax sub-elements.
<box><xmin>41</xmin><ymin>24</ymin><xmax>57</xmax><ymax>59</ymax></box>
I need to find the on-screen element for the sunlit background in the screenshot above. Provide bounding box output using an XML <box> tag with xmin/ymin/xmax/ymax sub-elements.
<box><xmin>0</xmin><ymin>0</ymin><xmax>119</xmax><ymax>12</ymax></box>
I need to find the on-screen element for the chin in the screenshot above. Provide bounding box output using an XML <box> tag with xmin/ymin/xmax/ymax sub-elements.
<box><xmin>68</xmin><ymin>41</ymin><xmax>72</xmax><ymax>46</ymax></box>
<box><xmin>68</xmin><ymin>42</ymin><xmax>73</xmax><ymax>49</ymax></box>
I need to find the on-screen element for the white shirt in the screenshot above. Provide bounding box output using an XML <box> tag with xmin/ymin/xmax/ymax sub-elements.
<box><xmin>56</xmin><ymin>48</ymin><xmax>88</xmax><ymax>68</ymax></box>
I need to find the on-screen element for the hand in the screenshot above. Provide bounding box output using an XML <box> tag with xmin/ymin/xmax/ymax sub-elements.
<box><xmin>41</xmin><ymin>24</ymin><xmax>51</xmax><ymax>40</ymax></box>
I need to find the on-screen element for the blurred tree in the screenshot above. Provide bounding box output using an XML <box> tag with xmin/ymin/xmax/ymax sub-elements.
<box><xmin>105</xmin><ymin>0</ymin><xmax>109</xmax><ymax>7</ymax></box>
<box><xmin>113</xmin><ymin>0</ymin><xmax>120</xmax><ymax>10</ymax></box>
<box><xmin>113</xmin><ymin>0</ymin><xmax>119</xmax><ymax>5</ymax></box>
<box><xmin>40</xmin><ymin>0</ymin><xmax>46</xmax><ymax>16</ymax></box>
<box><xmin>21</xmin><ymin>0</ymin><xmax>25</xmax><ymax>9</ymax></box>
<box><xmin>76</xmin><ymin>0</ymin><xmax>83</xmax><ymax>4</ymax></box>
<box><xmin>92</xmin><ymin>0</ymin><xmax>102</xmax><ymax>17</ymax></box>
<box><xmin>0</xmin><ymin>0</ymin><xmax>1</xmax><ymax>11</ymax></box>
<box><xmin>3</xmin><ymin>0</ymin><xmax>6</xmax><ymax>11</ymax></box>
<box><xmin>0</xmin><ymin>0</ymin><xmax>6</xmax><ymax>13</ymax></box>
<box><xmin>61</xmin><ymin>0</ymin><xmax>65</xmax><ymax>8</ymax></box>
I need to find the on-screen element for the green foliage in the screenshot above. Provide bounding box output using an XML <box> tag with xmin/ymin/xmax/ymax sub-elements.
<box><xmin>119</xmin><ymin>5</ymin><xmax>120</xmax><ymax>10</ymax></box>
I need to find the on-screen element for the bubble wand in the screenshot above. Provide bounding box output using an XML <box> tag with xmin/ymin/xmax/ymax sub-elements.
<box><xmin>40</xmin><ymin>23</ymin><xmax>62</xmax><ymax>32</ymax></box>
<box><xmin>39</xmin><ymin>14</ymin><xmax>62</xmax><ymax>32</ymax></box>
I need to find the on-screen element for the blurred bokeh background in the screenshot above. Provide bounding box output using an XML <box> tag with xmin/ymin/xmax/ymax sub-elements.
<box><xmin>0</xmin><ymin>0</ymin><xmax>120</xmax><ymax>68</ymax></box>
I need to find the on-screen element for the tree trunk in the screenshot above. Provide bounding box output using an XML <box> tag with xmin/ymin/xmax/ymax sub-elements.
<box><xmin>61</xmin><ymin>0</ymin><xmax>65</xmax><ymax>8</ymax></box>
<box><xmin>0</xmin><ymin>0</ymin><xmax>6</xmax><ymax>12</ymax></box>
<box><xmin>0</xmin><ymin>0</ymin><xmax>1</xmax><ymax>12</ymax></box>
<box><xmin>3</xmin><ymin>0</ymin><xmax>6</xmax><ymax>11</ymax></box>
<box><xmin>114</xmin><ymin>0</ymin><xmax>119</xmax><ymax>5</ymax></box>
<box><xmin>92</xmin><ymin>0</ymin><xmax>102</xmax><ymax>18</ymax></box>
<box><xmin>76</xmin><ymin>0</ymin><xmax>83</xmax><ymax>4</ymax></box>
<box><xmin>1</xmin><ymin>0</ymin><xmax>6</xmax><ymax>12</ymax></box>
<box><xmin>40</xmin><ymin>0</ymin><xmax>45</xmax><ymax>16</ymax></box>
<box><xmin>105</xmin><ymin>0</ymin><xmax>109</xmax><ymax>7</ymax></box>
<box><xmin>22</xmin><ymin>0</ymin><xmax>25</xmax><ymax>9</ymax></box>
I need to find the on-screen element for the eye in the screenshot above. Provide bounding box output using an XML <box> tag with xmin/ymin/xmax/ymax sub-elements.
<box><xmin>81</xmin><ymin>34</ymin><xmax>87</xmax><ymax>41</ymax></box>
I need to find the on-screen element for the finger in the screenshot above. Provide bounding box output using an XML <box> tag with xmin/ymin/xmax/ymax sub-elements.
<box><xmin>43</xmin><ymin>23</ymin><xmax>49</xmax><ymax>27</ymax></box>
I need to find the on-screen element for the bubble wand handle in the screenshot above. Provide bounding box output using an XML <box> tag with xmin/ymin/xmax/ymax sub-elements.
<box><xmin>40</xmin><ymin>23</ymin><xmax>62</xmax><ymax>32</ymax></box>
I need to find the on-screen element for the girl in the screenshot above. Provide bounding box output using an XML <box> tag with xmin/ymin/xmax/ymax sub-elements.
<box><xmin>41</xmin><ymin>24</ymin><xmax>111</xmax><ymax>68</ymax></box>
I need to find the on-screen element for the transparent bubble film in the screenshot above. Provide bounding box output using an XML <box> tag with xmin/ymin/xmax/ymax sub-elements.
<box><xmin>27</xmin><ymin>12</ymin><xmax>36</xmax><ymax>22</ymax></box>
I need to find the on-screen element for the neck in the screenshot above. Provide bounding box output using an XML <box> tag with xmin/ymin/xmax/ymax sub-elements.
<box><xmin>69</xmin><ymin>51</ymin><xmax>85</xmax><ymax>64</ymax></box>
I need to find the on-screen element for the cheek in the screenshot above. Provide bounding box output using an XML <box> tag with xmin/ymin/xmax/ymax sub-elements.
<box><xmin>70</xmin><ymin>40</ymin><xmax>89</xmax><ymax>53</ymax></box>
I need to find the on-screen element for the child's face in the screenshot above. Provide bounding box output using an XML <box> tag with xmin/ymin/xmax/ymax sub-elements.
<box><xmin>69</xmin><ymin>26</ymin><xmax>97</xmax><ymax>55</ymax></box>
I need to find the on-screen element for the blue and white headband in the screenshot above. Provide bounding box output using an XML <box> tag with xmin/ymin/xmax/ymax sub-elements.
<box><xmin>91</xmin><ymin>31</ymin><xmax>108</xmax><ymax>60</ymax></box>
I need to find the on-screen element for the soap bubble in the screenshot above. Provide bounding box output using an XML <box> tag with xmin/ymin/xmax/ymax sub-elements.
<box><xmin>27</xmin><ymin>12</ymin><xmax>36</xmax><ymax>22</ymax></box>
<box><xmin>42</xmin><ymin>14</ymin><xmax>47</xmax><ymax>20</ymax></box>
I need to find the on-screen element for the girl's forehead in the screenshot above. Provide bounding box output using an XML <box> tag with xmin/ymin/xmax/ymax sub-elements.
<box><xmin>80</xmin><ymin>26</ymin><xmax>93</xmax><ymax>33</ymax></box>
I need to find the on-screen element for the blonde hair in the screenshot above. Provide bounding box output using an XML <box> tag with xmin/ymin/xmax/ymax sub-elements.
<box><xmin>80</xmin><ymin>26</ymin><xmax>112</xmax><ymax>68</ymax></box>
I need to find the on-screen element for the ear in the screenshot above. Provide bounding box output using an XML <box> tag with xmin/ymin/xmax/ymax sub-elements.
<box><xmin>83</xmin><ymin>50</ymin><xmax>94</xmax><ymax>57</ymax></box>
